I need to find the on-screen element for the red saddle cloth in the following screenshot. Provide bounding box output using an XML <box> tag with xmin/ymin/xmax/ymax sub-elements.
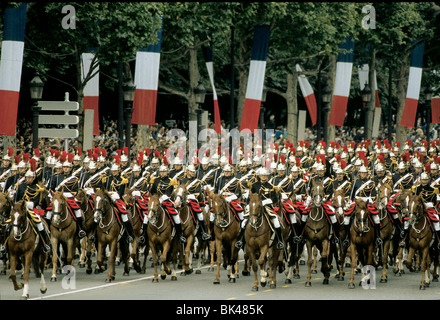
<box><xmin>115</xmin><ymin>199</ymin><xmax>127</xmax><ymax>214</ymax></box>
<box><xmin>33</xmin><ymin>208</ymin><xmax>45</xmax><ymax>217</ymax></box>
<box><xmin>229</xmin><ymin>199</ymin><xmax>243</xmax><ymax>212</ymax></box>
<box><xmin>162</xmin><ymin>200</ymin><xmax>178</xmax><ymax>215</ymax></box>
<box><xmin>66</xmin><ymin>197</ymin><xmax>80</xmax><ymax>210</ymax></box>
<box><xmin>135</xmin><ymin>196</ymin><xmax>149</xmax><ymax>210</ymax></box>
<box><xmin>188</xmin><ymin>199</ymin><xmax>202</xmax><ymax>213</ymax></box>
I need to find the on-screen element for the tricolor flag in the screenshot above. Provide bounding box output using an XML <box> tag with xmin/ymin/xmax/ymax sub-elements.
<box><xmin>240</xmin><ymin>25</ymin><xmax>270</xmax><ymax>132</ymax></box>
<box><xmin>202</xmin><ymin>35</ymin><xmax>221</xmax><ymax>134</ymax></box>
<box><xmin>132</xmin><ymin>18</ymin><xmax>163</xmax><ymax>126</ymax></box>
<box><xmin>296</xmin><ymin>64</ymin><xmax>317</xmax><ymax>126</ymax></box>
<box><xmin>328</xmin><ymin>37</ymin><xmax>355</xmax><ymax>127</ymax></box>
<box><xmin>0</xmin><ymin>3</ymin><xmax>27</xmax><ymax>136</ymax></box>
<box><xmin>400</xmin><ymin>42</ymin><xmax>424</xmax><ymax>128</ymax></box>
<box><xmin>81</xmin><ymin>53</ymin><xmax>100</xmax><ymax>135</ymax></box>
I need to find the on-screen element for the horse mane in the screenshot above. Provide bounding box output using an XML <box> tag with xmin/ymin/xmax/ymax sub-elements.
<box><xmin>354</xmin><ymin>197</ymin><xmax>368</xmax><ymax>209</ymax></box>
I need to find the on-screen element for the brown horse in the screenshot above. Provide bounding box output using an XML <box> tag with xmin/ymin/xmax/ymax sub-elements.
<box><xmin>147</xmin><ymin>194</ymin><xmax>173</xmax><ymax>282</ymax></box>
<box><xmin>304</xmin><ymin>181</ymin><xmax>331</xmax><ymax>287</ymax></box>
<box><xmin>406</xmin><ymin>194</ymin><xmax>434</xmax><ymax>290</ymax></box>
<box><xmin>76</xmin><ymin>188</ymin><xmax>97</xmax><ymax>274</ymax></box>
<box><xmin>8</xmin><ymin>200</ymin><xmax>48</xmax><ymax>299</ymax></box>
<box><xmin>331</xmin><ymin>188</ymin><xmax>351</xmax><ymax>281</ymax></box>
<box><xmin>0</xmin><ymin>192</ymin><xmax>13</xmax><ymax>275</ymax></box>
<box><xmin>93</xmin><ymin>189</ymin><xmax>129</xmax><ymax>282</ymax></box>
<box><xmin>210</xmin><ymin>193</ymin><xmax>240</xmax><ymax>284</ymax></box>
<box><xmin>375</xmin><ymin>183</ymin><xmax>394</xmax><ymax>283</ymax></box>
<box><xmin>122</xmin><ymin>188</ymin><xmax>147</xmax><ymax>275</ymax></box>
<box><xmin>49</xmin><ymin>191</ymin><xmax>81</xmax><ymax>282</ymax></box>
<box><xmin>245</xmin><ymin>193</ymin><xmax>277</xmax><ymax>291</ymax></box>
<box><xmin>348</xmin><ymin>198</ymin><xmax>375</xmax><ymax>289</ymax></box>
<box><xmin>171</xmin><ymin>185</ymin><xmax>196</xmax><ymax>275</ymax></box>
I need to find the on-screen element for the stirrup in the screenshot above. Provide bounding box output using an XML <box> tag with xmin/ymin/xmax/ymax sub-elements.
<box><xmin>276</xmin><ymin>241</ymin><xmax>284</xmax><ymax>250</ymax></box>
<box><xmin>202</xmin><ymin>232</ymin><xmax>211</xmax><ymax>241</ymax></box>
<box><xmin>78</xmin><ymin>229</ymin><xmax>86</xmax><ymax>239</ymax></box>
<box><xmin>235</xmin><ymin>240</ymin><xmax>244</xmax><ymax>249</ymax></box>
<box><xmin>0</xmin><ymin>245</ymin><xmax>6</xmax><ymax>254</ymax></box>
<box><xmin>179</xmin><ymin>236</ymin><xmax>187</xmax><ymax>244</ymax></box>
<box><xmin>43</xmin><ymin>244</ymin><xmax>51</xmax><ymax>253</ymax></box>
<box><xmin>376</xmin><ymin>237</ymin><xmax>383</xmax><ymax>246</ymax></box>
<box><xmin>293</xmin><ymin>235</ymin><xmax>303</xmax><ymax>243</ymax></box>
<box><xmin>343</xmin><ymin>238</ymin><xmax>350</xmax><ymax>248</ymax></box>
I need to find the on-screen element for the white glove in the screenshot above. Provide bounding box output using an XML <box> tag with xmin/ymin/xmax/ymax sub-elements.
<box><xmin>225</xmin><ymin>194</ymin><xmax>237</xmax><ymax>203</ymax></box>
<box><xmin>85</xmin><ymin>188</ymin><xmax>94</xmax><ymax>196</ymax></box>
<box><xmin>242</xmin><ymin>190</ymin><xmax>249</xmax><ymax>200</ymax></box>
<box><xmin>110</xmin><ymin>192</ymin><xmax>120</xmax><ymax>202</ymax></box>
<box><xmin>262</xmin><ymin>198</ymin><xmax>273</xmax><ymax>206</ymax></box>
<box><xmin>296</xmin><ymin>195</ymin><xmax>302</xmax><ymax>201</ymax></box>
<box><xmin>63</xmin><ymin>192</ymin><xmax>73</xmax><ymax>198</ymax></box>
<box><xmin>132</xmin><ymin>190</ymin><xmax>141</xmax><ymax>197</ymax></box>
<box><xmin>281</xmin><ymin>193</ymin><xmax>288</xmax><ymax>200</ymax></box>
<box><xmin>187</xmin><ymin>194</ymin><xmax>197</xmax><ymax>201</ymax></box>
<box><xmin>159</xmin><ymin>194</ymin><xmax>169</xmax><ymax>203</ymax></box>
<box><xmin>26</xmin><ymin>201</ymin><xmax>34</xmax><ymax>210</ymax></box>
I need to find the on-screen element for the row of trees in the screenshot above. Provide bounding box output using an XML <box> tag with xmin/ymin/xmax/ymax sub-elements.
<box><xmin>2</xmin><ymin>2</ymin><xmax>440</xmax><ymax>150</ymax></box>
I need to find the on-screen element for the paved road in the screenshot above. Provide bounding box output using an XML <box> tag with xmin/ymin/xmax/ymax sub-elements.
<box><xmin>1</xmin><ymin>247</ymin><xmax>440</xmax><ymax>302</ymax></box>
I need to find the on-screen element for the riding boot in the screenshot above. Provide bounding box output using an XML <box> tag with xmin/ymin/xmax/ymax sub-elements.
<box><xmin>0</xmin><ymin>223</ymin><xmax>11</xmax><ymax>253</ymax></box>
<box><xmin>294</xmin><ymin>221</ymin><xmax>305</xmax><ymax>243</ymax></box>
<box><xmin>38</xmin><ymin>226</ymin><xmax>51</xmax><ymax>253</ymax></box>
<box><xmin>343</xmin><ymin>224</ymin><xmax>351</xmax><ymax>247</ymax></box>
<box><xmin>76</xmin><ymin>216</ymin><xmax>87</xmax><ymax>239</ymax></box>
<box><xmin>209</xmin><ymin>220</ymin><xmax>216</xmax><ymax>241</ymax></box>
<box><xmin>123</xmin><ymin>220</ymin><xmax>135</xmax><ymax>243</ymax></box>
<box><xmin>399</xmin><ymin>228</ymin><xmax>408</xmax><ymax>248</ymax></box>
<box><xmin>436</xmin><ymin>230</ymin><xmax>440</xmax><ymax>250</ymax></box>
<box><xmin>139</xmin><ymin>224</ymin><xmax>149</xmax><ymax>245</ymax></box>
<box><xmin>235</xmin><ymin>224</ymin><xmax>246</xmax><ymax>249</ymax></box>
<box><xmin>332</xmin><ymin>222</ymin><xmax>341</xmax><ymax>244</ymax></box>
<box><xmin>174</xmin><ymin>223</ymin><xmax>187</xmax><ymax>244</ymax></box>
<box><xmin>275</xmin><ymin>227</ymin><xmax>285</xmax><ymax>250</ymax></box>
<box><xmin>374</xmin><ymin>223</ymin><xmax>383</xmax><ymax>246</ymax></box>
<box><xmin>199</xmin><ymin>220</ymin><xmax>211</xmax><ymax>241</ymax></box>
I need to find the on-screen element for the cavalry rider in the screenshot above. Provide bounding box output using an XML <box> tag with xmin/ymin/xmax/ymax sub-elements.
<box><xmin>236</xmin><ymin>167</ymin><xmax>284</xmax><ymax>250</ymax></box>
<box><xmin>12</xmin><ymin>168</ymin><xmax>51</xmax><ymax>253</ymax></box>
<box><xmin>350</xmin><ymin>165</ymin><xmax>382</xmax><ymax>245</ymax></box>
<box><xmin>131</xmin><ymin>164</ymin><xmax>151</xmax><ymax>246</ymax></box>
<box><xmin>289</xmin><ymin>165</ymin><xmax>309</xmax><ymax>242</ymax></box>
<box><xmin>169</xmin><ymin>158</ymin><xmax>186</xmax><ymax>183</ymax></box>
<box><xmin>401</xmin><ymin>172</ymin><xmax>440</xmax><ymax>247</ymax></box>
<box><xmin>51</xmin><ymin>160</ymin><xmax>87</xmax><ymax>239</ymax></box>
<box><xmin>331</xmin><ymin>168</ymin><xmax>352</xmax><ymax>247</ymax></box>
<box><xmin>149</xmin><ymin>165</ymin><xmax>186</xmax><ymax>244</ymax></box>
<box><xmin>271</xmin><ymin>163</ymin><xmax>297</xmax><ymax>237</ymax></box>
<box><xmin>178</xmin><ymin>164</ymin><xmax>211</xmax><ymax>241</ymax></box>
<box><xmin>105</xmin><ymin>162</ymin><xmax>135</xmax><ymax>243</ymax></box>
<box><xmin>213</xmin><ymin>164</ymin><xmax>244</xmax><ymax>240</ymax></box>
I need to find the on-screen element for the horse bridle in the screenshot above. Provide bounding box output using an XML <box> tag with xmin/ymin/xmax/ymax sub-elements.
<box><xmin>213</xmin><ymin>197</ymin><xmax>232</xmax><ymax>228</ymax></box>
<box><xmin>11</xmin><ymin>209</ymin><xmax>30</xmax><ymax>241</ymax></box>
<box><xmin>52</xmin><ymin>195</ymin><xmax>69</xmax><ymax>225</ymax></box>
<box><xmin>353</xmin><ymin>204</ymin><xmax>371</xmax><ymax>234</ymax></box>
<box><xmin>94</xmin><ymin>194</ymin><xmax>114</xmax><ymax>229</ymax></box>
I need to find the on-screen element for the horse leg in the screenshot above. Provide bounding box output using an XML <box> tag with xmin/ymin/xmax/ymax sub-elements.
<box><xmin>209</xmin><ymin>240</ymin><xmax>216</xmax><ymax>271</ymax></box>
<box><xmin>406</xmin><ymin>247</ymin><xmax>416</xmax><ymax>272</ymax></box>
<box><xmin>130</xmin><ymin>239</ymin><xmax>141</xmax><ymax>274</ymax></box>
<box><xmin>39</xmin><ymin>251</ymin><xmax>47</xmax><ymax>294</ymax></box>
<box><xmin>51</xmin><ymin>236</ymin><xmax>59</xmax><ymax>282</ymax></box>
<box><xmin>86</xmin><ymin>239</ymin><xmax>93</xmax><ymax>274</ymax></box>
<box><xmin>95</xmin><ymin>240</ymin><xmax>105</xmax><ymax>274</ymax></box>
<box><xmin>381</xmin><ymin>239</ymin><xmax>391</xmax><ymax>283</ymax></box>
<box><xmin>213</xmin><ymin>239</ymin><xmax>222</xmax><ymax>284</ymax></box>
<box><xmin>305</xmin><ymin>241</ymin><xmax>313</xmax><ymax>287</ymax></box>
<box><xmin>160</xmin><ymin>240</ymin><xmax>172</xmax><ymax>280</ymax></box>
<box><xmin>9</xmin><ymin>253</ymin><xmax>23</xmax><ymax>291</ymax></box>
<box><xmin>259</xmin><ymin>245</ymin><xmax>268</xmax><ymax>288</ymax></box>
<box><xmin>185</xmin><ymin>235</ymin><xmax>194</xmax><ymax>274</ymax></box>
<box><xmin>348</xmin><ymin>243</ymin><xmax>357</xmax><ymax>289</ymax></box>
<box><xmin>420</xmin><ymin>247</ymin><xmax>430</xmax><ymax>290</ymax></box>
<box><xmin>79</xmin><ymin>237</ymin><xmax>86</xmax><ymax>268</ymax></box>
<box><xmin>321</xmin><ymin>240</ymin><xmax>330</xmax><ymax>285</ymax></box>
<box><xmin>312</xmin><ymin>245</ymin><xmax>318</xmax><ymax>274</ymax></box>
<box><xmin>21</xmin><ymin>250</ymin><xmax>33</xmax><ymax>300</ymax></box>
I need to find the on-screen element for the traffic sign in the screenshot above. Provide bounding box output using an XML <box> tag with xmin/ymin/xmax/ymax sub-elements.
<box><xmin>38</xmin><ymin>128</ymin><xmax>79</xmax><ymax>139</ymax></box>
<box><xmin>39</xmin><ymin>115</ymin><xmax>79</xmax><ymax>125</ymax></box>
<box><xmin>38</xmin><ymin>100</ymin><xmax>79</xmax><ymax>111</ymax></box>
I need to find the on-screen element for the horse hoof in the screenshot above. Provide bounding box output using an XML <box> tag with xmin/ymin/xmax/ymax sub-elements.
<box><xmin>242</xmin><ymin>271</ymin><xmax>250</xmax><ymax>276</ymax></box>
<box><xmin>0</xmin><ymin>270</ymin><xmax>5</xmax><ymax>275</ymax></box>
<box><xmin>208</xmin><ymin>267</ymin><xmax>215</xmax><ymax>272</ymax></box>
<box><xmin>420</xmin><ymin>285</ymin><xmax>426</xmax><ymax>290</ymax></box>
<box><xmin>180</xmin><ymin>271</ymin><xmax>186</xmax><ymax>276</ymax></box>
<box><xmin>171</xmin><ymin>276</ymin><xmax>177</xmax><ymax>281</ymax></box>
<box><xmin>40</xmin><ymin>288</ymin><xmax>47</xmax><ymax>294</ymax></box>
<box><xmin>323</xmin><ymin>279</ymin><xmax>329</xmax><ymax>285</ymax></box>
<box><xmin>300</xmin><ymin>261</ymin><xmax>305</xmax><ymax>265</ymax></box>
<box><xmin>285</xmin><ymin>279</ymin><xmax>292</xmax><ymax>284</ymax></box>
<box><xmin>252</xmin><ymin>286</ymin><xmax>259</xmax><ymax>291</ymax></box>
<box><xmin>270</xmin><ymin>283</ymin><xmax>276</xmax><ymax>289</ymax></box>
<box><xmin>380</xmin><ymin>278</ymin><xmax>388</xmax><ymax>283</ymax></box>
<box><xmin>152</xmin><ymin>278</ymin><xmax>159</xmax><ymax>283</ymax></box>
<box><xmin>311</xmin><ymin>270</ymin><xmax>317</xmax><ymax>274</ymax></box>
<box><xmin>21</xmin><ymin>294</ymin><xmax>29</xmax><ymax>300</ymax></box>
<box><xmin>79</xmin><ymin>263</ymin><xmax>85</xmax><ymax>268</ymax></box>
<box><xmin>229</xmin><ymin>277</ymin><xmax>236</xmax><ymax>283</ymax></box>
<box><xmin>105</xmin><ymin>278</ymin><xmax>112</xmax><ymax>283</ymax></box>
<box><xmin>123</xmin><ymin>272</ymin><xmax>129</xmax><ymax>276</ymax></box>
<box><xmin>160</xmin><ymin>274</ymin><xmax>166</xmax><ymax>280</ymax></box>
<box><xmin>185</xmin><ymin>268</ymin><xmax>193</xmax><ymax>275</ymax></box>
<box><xmin>305</xmin><ymin>281</ymin><xmax>311</xmax><ymax>287</ymax></box>
<box><xmin>50</xmin><ymin>276</ymin><xmax>57</xmax><ymax>282</ymax></box>
<box><xmin>213</xmin><ymin>279</ymin><xmax>220</xmax><ymax>284</ymax></box>
<box><xmin>338</xmin><ymin>276</ymin><xmax>345</xmax><ymax>281</ymax></box>
<box><xmin>433</xmin><ymin>278</ymin><xmax>439</xmax><ymax>283</ymax></box>
<box><xmin>348</xmin><ymin>283</ymin><xmax>355</xmax><ymax>289</ymax></box>
<box><xmin>86</xmin><ymin>268</ymin><xmax>92</xmax><ymax>275</ymax></box>
<box><xmin>261</xmin><ymin>281</ymin><xmax>267</xmax><ymax>287</ymax></box>
<box><xmin>196</xmin><ymin>270</ymin><xmax>202</xmax><ymax>275</ymax></box>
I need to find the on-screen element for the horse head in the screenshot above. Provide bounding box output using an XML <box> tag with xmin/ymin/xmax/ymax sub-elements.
<box><xmin>50</xmin><ymin>191</ymin><xmax>68</xmax><ymax>226</ymax></box>
<box><xmin>353</xmin><ymin>198</ymin><xmax>371</xmax><ymax>234</ymax></box>
<box><xmin>210</xmin><ymin>193</ymin><xmax>229</xmax><ymax>225</ymax></box>
<box><xmin>311</xmin><ymin>181</ymin><xmax>324</xmax><ymax>207</ymax></box>
<box><xmin>395</xmin><ymin>189</ymin><xmax>413</xmax><ymax>220</ymax></box>
<box><xmin>248</xmin><ymin>192</ymin><xmax>264</xmax><ymax>228</ymax></box>
<box><xmin>10</xmin><ymin>200</ymin><xmax>28</xmax><ymax>238</ymax></box>
<box><xmin>332</xmin><ymin>189</ymin><xmax>346</xmax><ymax>219</ymax></box>
<box><xmin>0</xmin><ymin>192</ymin><xmax>13</xmax><ymax>223</ymax></box>
<box><xmin>94</xmin><ymin>189</ymin><xmax>111</xmax><ymax>224</ymax></box>
<box><xmin>408</xmin><ymin>194</ymin><xmax>425</xmax><ymax>226</ymax></box>
<box><xmin>377</xmin><ymin>183</ymin><xmax>392</xmax><ymax>212</ymax></box>
<box><xmin>147</xmin><ymin>194</ymin><xmax>161</xmax><ymax>224</ymax></box>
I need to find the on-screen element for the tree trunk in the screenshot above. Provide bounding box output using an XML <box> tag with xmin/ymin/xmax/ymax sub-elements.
<box><xmin>365</xmin><ymin>49</ymin><xmax>377</xmax><ymax>141</ymax></box>
<box><xmin>236</xmin><ymin>69</ymin><xmax>248</xmax><ymax>130</ymax></box>
<box><xmin>326</xmin><ymin>54</ymin><xmax>337</xmax><ymax>144</ymax></box>
<box><xmin>286</xmin><ymin>72</ymin><xmax>298</xmax><ymax>144</ymax></box>
<box><xmin>396</xmin><ymin>57</ymin><xmax>409</xmax><ymax>149</ymax></box>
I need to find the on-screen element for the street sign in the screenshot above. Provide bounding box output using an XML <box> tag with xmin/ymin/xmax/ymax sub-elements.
<box><xmin>39</xmin><ymin>115</ymin><xmax>79</xmax><ymax>125</ymax></box>
<box><xmin>38</xmin><ymin>100</ymin><xmax>79</xmax><ymax>111</ymax></box>
<box><xmin>38</xmin><ymin>128</ymin><xmax>79</xmax><ymax>139</ymax></box>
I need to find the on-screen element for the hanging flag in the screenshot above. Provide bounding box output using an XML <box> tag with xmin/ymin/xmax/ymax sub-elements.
<box><xmin>328</xmin><ymin>37</ymin><xmax>355</xmax><ymax>127</ymax></box>
<box><xmin>202</xmin><ymin>35</ymin><xmax>221</xmax><ymax>134</ymax></box>
<box><xmin>0</xmin><ymin>3</ymin><xmax>27</xmax><ymax>136</ymax></box>
<box><xmin>296</xmin><ymin>64</ymin><xmax>317</xmax><ymax>126</ymax></box>
<box><xmin>81</xmin><ymin>53</ymin><xmax>100</xmax><ymax>135</ymax></box>
<box><xmin>240</xmin><ymin>25</ymin><xmax>270</xmax><ymax>132</ymax></box>
<box><xmin>400</xmin><ymin>42</ymin><xmax>424</xmax><ymax>128</ymax></box>
<box><xmin>132</xmin><ymin>18</ymin><xmax>163</xmax><ymax>126</ymax></box>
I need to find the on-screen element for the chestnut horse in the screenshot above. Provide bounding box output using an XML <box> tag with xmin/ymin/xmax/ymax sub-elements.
<box><xmin>147</xmin><ymin>194</ymin><xmax>174</xmax><ymax>282</ymax></box>
<box><xmin>93</xmin><ymin>189</ymin><xmax>129</xmax><ymax>282</ymax></box>
<box><xmin>0</xmin><ymin>192</ymin><xmax>13</xmax><ymax>275</ymax></box>
<box><xmin>49</xmin><ymin>191</ymin><xmax>80</xmax><ymax>282</ymax></box>
<box><xmin>210</xmin><ymin>193</ymin><xmax>240</xmax><ymax>284</ymax></box>
<box><xmin>8</xmin><ymin>200</ymin><xmax>48</xmax><ymax>299</ymax></box>
<box><xmin>348</xmin><ymin>198</ymin><xmax>375</xmax><ymax>289</ymax></box>
<box><xmin>304</xmin><ymin>181</ymin><xmax>331</xmax><ymax>287</ymax></box>
<box><xmin>76</xmin><ymin>188</ymin><xmax>97</xmax><ymax>274</ymax></box>
<box><xmin>406</xmin><ymin>194</ymin><xmax>435</xmax><ymax>290</ymax></box>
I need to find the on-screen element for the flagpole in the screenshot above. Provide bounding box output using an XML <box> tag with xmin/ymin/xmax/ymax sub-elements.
<box><xmin>230</xmin><ymin>25</ymin><xmax>235</xmax><ymax>129</ymax></box>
